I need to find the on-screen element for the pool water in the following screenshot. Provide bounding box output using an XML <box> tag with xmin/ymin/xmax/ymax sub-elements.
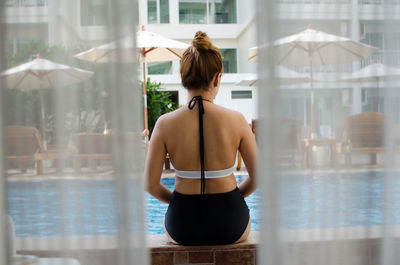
<box><xmin>7</xmin><ymin>172</ymin><xmax>400</xmax><ymax>237</ymax></box>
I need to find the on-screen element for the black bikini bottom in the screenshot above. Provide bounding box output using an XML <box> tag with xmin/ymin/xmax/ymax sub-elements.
<box><xmin>164</xmin><ymin>187</ymin><xmax>250</xmax><ymax>246</ymax></box>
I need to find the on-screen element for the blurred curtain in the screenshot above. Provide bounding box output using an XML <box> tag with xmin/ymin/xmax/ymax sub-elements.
<box><xmin>1</xmin><ymin>1</ymin><xmax>147</xmax><ymax>265</ymax></box>
<box><xmin>1</xmin><ymin>0</ymin><xmax>400</xmax><ymax>265</ymax></box>
<box><xmin>257</xmin><ymin>0</ymin><xmax>400</xmax><ymax>265</ymax></box>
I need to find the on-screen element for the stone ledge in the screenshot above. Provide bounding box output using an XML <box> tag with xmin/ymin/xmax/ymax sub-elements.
<box><xmin>16</xmin><ymin>229</ymin><xmax>400</xmax><ymax>265</ymax></box>
<box><xmin>149</xmin><ymin>233</ymin><xmax>258</xmax><ymax>265</ymax></box>
<box><xmin>148</xmin><ymin>232</ymin><xmax>258</xmax><ymax>252</ymax></box>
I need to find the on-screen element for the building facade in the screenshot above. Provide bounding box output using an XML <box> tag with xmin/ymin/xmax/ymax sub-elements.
<box><xmin>2</xmin><ymin>0</ymin><xmax>400</xmax><ymax>135</ymax></box>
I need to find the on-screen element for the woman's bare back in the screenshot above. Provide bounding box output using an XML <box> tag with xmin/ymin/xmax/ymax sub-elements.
<box><xmin>158</xmin><ymin>101</ymin><xmax>249</xmax><ymax>194</ymax></box>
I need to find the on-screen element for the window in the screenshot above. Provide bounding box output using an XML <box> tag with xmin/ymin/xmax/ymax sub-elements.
<box><xmin>81</xmin><ymin>0</ymin><xmax>107</xmax><ymax>26</ymax></box>
<box><xmin>220</xmin><ymin>48</ymin><xmax>237</xmax><ymax>73</ymax></box>
<box><xmin>148</xmin><ymin>0</ymin><xmax>170</xmax><ymax>24</ymax></box>
<box><xmin>361</xmin><ymin>32</ymin><xmax>383</xmax><ymax>50</ymax></box>
<box><xmin>3</xmin><ymin>0</ymin><xmax>47</xmax><ymax>6</ymax></box>
<box><xmin>179</xmin><ymin>0</ymin><xmax>237</xmax><ymax>24</ymax></box>
<box><xmin>179</xmin><ymin>0</ymin><xmax>207</xmax><ymax>24</ymax></box>
<box><xmin>148</xmin><ymin>61</ymin><xmax>172</xmax><ymax>75</ymax></box>
<box><xmin>211</xmin><ymin>0</ymin><xmax>236</xmax><ymax>23</ymax></box>
<box><xmin>231</xmin><ymin>90</ymin><xmax>252</xmax><ymax>99</ymax></box>
<box><xmin>362</xmin><ymin>89</ymin><xmax>382</xmax><ymax>113</ymax></box>
<box><xmin>384</xmin><ymin>32</ymin><xmax>400</xmax><ymax>51</ymax></box>
<box><xmin>81</xmin><ymin>0</ymin><xmax>131</xmax><ymax>26</ymax></box>
<box><xmin>6</xmin><ymin>37</ymin><xmax>43</xmax><ymax>55</ymax></box>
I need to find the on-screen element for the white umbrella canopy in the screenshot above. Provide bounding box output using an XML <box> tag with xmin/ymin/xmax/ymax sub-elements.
<box><xmin>274</xmin><ymin>28</ymin><xmax>377</xmax><ymax>66</ymax></box>
<box><xmin>74</xmin><ymin>27</ymin><xmax>189</xmax><ymax>141</ymax></box>
<box><xmin>236</xmin><ymin>66</ymin><xmax>310</xmax><ymax>87</ymax></box>
<box><xmin>248</xmin><ymin>46</ymin><xmax>258</xmax><ymax>62</ymax></box>
<box><xmin>1</xmin><ymin>57</ymin><xmax>94</xmax><ymax>148</ymax></box>
<box><xmin>1</xmin><ymin>58</ymin><xmax>94</xmax><ymax>90</ymax></box>
<box><xmin>74</xmin><ymin>29</ymin><xmax>189</xmax><ymax>63</ymax></box>
<box><xmin>249</xmin><ymin>26</ymin><xmax>377</xmax><ymax>136</ymax></box>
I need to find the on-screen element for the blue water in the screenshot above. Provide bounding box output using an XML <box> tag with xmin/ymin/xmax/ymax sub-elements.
<box><xmin>6</xmin><ymin>172</ymin><xmax>400</xmax><ymax>237</ymax></box>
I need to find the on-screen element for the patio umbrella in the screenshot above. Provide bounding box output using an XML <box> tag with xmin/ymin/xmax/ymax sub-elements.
<box><xmin>250</xmin><ymin>26</ymin><xmax>377</xmax><ymax>136</ymax></box>
<box><xmin>74</xmin><ymin>26</ymin><xmax>189</xmax><ymax>140</ymax></box>
<box><xmin>236</xmin><ymin>66</ymin><xmax>310</xmax><ymax>86</ymax></box>
<box><xmin>340</xmin><ymin>63</ymin><xmax>400</xmax><ymax>111</ymax></box>
<box><xmin>1</xmin><ymin>57</ymin><xmax>94</xmax><ymax>148</ymax></box>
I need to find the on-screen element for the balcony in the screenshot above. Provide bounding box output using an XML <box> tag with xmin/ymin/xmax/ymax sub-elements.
<box><xmin>277</xmin><ymin>0</ymin><xmax>350</xmax><ymax>3</ymax></box>
<box><xmin>285</xmin><ymin>51</ymin><xmax>400</xmax><ymax>75</ymax></box>
<box><xmin>277</xmin><ymin>0</ymin><xmax>400</xmax><ymax>4</ymax></box>
<box><xmin>359</xmin><ymin>0</ymin><xmax>400</xmax><ymax>4</ymax></box>
<box><xmin>361</xmin><ymin>51</ymin><xmax>400</xmax><ymax>67</ymax></box>
<box><xmin>3</xmin><ymin>0</ymin><xmax>47</xmax><ymax>7</ymax></box>
<box><xmin>2</xmin><ymin>0</ymin><xmax>48</xmax><ymax>24</ymax></box>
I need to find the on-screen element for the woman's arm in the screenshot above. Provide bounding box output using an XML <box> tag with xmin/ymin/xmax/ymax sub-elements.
<box><xmin>144</xmin><ymin>116</ymin><xmax>173</xmax><ymax>204</ymax></box>
<box><xmin>237</xmin><ymin>115</ymin><xmax>257</xmax><ymax>198</ymax></box>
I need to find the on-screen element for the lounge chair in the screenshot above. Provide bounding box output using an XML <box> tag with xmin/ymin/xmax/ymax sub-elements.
<box><xmin>4</xmin><ymin>126</ymin><xmax>69</xmax><ymax>175</ymax></box>
<box><xmin>4</xmin><ymin>126</ymin><xmax>42</xmax><ymax>173</ymax></box>
<box><xmin>342</xmin><ymin>112</ymin><xmax>385</xmax><ymax>166</ymax></box>
<box><xmin>236</xmin><ymin>118</ymin><xmax>301</xmax><ymax>169</ymax></box>
<box><xmin>68</xmin><ymin>133</ymin><xmax>112</xmax><ymax>172</ymax></box>
<box><xmin>279</xmin><ymin>118</ymin><xmax>302</xmax><ymax>167</ymax></box>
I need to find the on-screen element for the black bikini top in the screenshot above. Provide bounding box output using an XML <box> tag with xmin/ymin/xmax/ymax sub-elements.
<box><xmin>188</xmin><ymin>96</ymin><xmax>206</xmax><ymax>195</ymax></box>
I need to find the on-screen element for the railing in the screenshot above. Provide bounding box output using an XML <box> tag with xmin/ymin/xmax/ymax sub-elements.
<box><xmin>277</xmin><ymin>0</ymin><xmax>400</xmax><ymax>4</ymax></box>
<box><xmin>288</xmin><ymin>52</ymin><xmax>400</xmax><ymax>73</ymax></box>
<box><xmin>179</xmin><ymin>13</ymin><xmax>236</xmax><ymax>24</ymax></box>
<box><xmin>289</xmin><ymin>63</ymin><xmax>353</xmax><ymax>73</ymax></box>
<box><xmin>361</xmin><ymin>51</ymin><xmax>400</xmax><ymax>67</ymax></box>
<box><xmin>358</xmin><ymin>0</ymin><xmax>400</xmax><ymax>4</ymax></box>
<box><xmin>3</xmin><ymin>0</ymin><xmax>47</xmax><ymax>7</ymax></box>
<box><xmin>276</xmin><ymin>0</ymin><xmax>350</xmax><ymax>4</ymax></box>
<box><xmin>179</xmin><ymin>13</ymin><xmax>207</xmax><ymax>24</ymax></box>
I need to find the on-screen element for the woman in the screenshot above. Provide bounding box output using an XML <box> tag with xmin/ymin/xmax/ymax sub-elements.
<box><xmin>145</xmin><ymin>31</ymin><xmax>257</xmax><ymax>246</ymax></box>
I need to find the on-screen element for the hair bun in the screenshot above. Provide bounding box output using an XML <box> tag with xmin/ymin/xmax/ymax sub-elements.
<box><xmin>192</xmin><ymin>31</ymin><xmax>212</xmax><ymax>52</ymax></box>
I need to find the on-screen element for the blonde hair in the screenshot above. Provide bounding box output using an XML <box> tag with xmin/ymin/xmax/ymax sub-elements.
<box><xmin>180</xmin><ymin>31</ymin><xmax>223</xmax><ymax>90</ymax></box>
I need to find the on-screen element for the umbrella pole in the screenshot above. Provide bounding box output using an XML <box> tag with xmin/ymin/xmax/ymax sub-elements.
<box><xmin>39</xmin><ymin>85</ymin><xmax>48</xmax><ymax>150</ymax></box>
<box><xmin>309</xmin><ymin>55</ymin><xmax>316</xmax><ymax>139</ymax></box>
<box><xmin>143</xmin><ymin>60</ymin><xmax>149</xmax><ymax>143</ymax></box>
<box><xmin>377</xmin><ymin>81</ymin><xmax>380</xmax><ymax>112</ymax></box>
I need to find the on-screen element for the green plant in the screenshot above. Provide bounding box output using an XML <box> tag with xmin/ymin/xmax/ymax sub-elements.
<box><xmin>146</xmin><ymin>78</ymin><xmax>178</xmax><ymax>138</ymax></box>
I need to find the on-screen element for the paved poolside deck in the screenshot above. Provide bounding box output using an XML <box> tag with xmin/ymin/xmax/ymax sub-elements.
<box><xmin>4</xmin><ymin>161</ymin><xmax>389</xmax><ymax>181</ymax></box>
<box><xmin>15</xmin><ymin>226</ymin><xmax>400</xmax><ymax>265</ymax></box>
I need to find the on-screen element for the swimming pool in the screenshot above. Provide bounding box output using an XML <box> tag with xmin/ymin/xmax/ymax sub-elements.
<box><xmin>6</xmin><ymin>172</ymin><xmax>400</xmax><ymax>237</ymax></box>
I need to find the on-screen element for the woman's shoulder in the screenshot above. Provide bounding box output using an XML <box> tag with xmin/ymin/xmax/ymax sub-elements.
<box><xmin>212</xmin><ymin>104</ymin><xmax>247</xmax><ymax>122</ymax></box>
<box><xmin>154</xmin><ymin>107</ymin><xmax>185</xmax><ymax>127</ymax></box>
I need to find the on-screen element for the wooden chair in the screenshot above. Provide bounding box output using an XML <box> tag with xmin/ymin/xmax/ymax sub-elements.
<box><xmin>278</xmin><ymin>118</ymin><xmax>302</xmax><ymax>167</ymax></box>
<box><xmin>236</xmin><ymin>118</ymin><xmax>301</xmax><ymax>169</ymax></box>
<box><xmin>4</xmin><ymin>126</ymin><xmax>69</xmax><ymax>175</ymax></box>
<box><xmin>342</xmin><ymin>112</ymin><xmax>385</xmax><ymax>166</ymax></box>
<box><xmin>68</xmin><ymin>133</ymin><xmax>112</xmax><ymax>172</ymax></box>
<box><xmin>4</xmin><ymin>126</ymin><xmax>43</xmax><ymax>173</ymax></box>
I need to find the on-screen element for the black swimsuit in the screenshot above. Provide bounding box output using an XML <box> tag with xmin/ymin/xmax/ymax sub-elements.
<box><xmin>164</xmin><ymin>96</ymin><xmax>250</xmax><ymax>246</ymax></box>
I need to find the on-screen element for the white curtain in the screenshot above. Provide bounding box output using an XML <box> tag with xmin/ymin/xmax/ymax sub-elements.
<box><xmin>1</xmin><ymin>1</ymin><xmax>147</xmax><ymax>265</ymax></box>
<box><xmin>1</xmin><ymin>0</ymin><xmax>400</xmax><ymax>265</ymax></box>
<box><xmin>257</xmin><ymin>0</ymin><xmax>400</xmax><ymax>265</ymax></box>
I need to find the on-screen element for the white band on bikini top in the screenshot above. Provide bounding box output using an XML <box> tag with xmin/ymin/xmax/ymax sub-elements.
<box><xmin>174</xmin><ymin>166</ymin><xmax>236</xmax><ymax>179</ymax></box>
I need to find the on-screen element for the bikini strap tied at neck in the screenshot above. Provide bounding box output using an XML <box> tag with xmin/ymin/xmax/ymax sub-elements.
<box><xmin>188</xmin><ymin>96</ymin><xmax>206</xmax><ymax>195</ymax></box>
<box><xmin>188</xmin><ymin>96</ymin><xmax>205</xmax><ymax>114</ymax></box>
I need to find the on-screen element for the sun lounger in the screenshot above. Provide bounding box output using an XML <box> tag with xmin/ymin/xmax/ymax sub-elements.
<box><xmin>5</xmin><ymin>126</ymin><xmax>70</xmax><ymax>175</ymax></box>
<box><xmin>342</xmin><ymin>112</ymin><xmax>385</xmax><ymax>165</ymax></box>
<box><xmin>68</xmin><ymin>133</ymin><xmax>112</xmax><ymax>172</ymax></box>
<box><xmin>236</xmin><ymin>118</ymin><xmax>301</xmax><ymax>170</ymax></box>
